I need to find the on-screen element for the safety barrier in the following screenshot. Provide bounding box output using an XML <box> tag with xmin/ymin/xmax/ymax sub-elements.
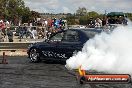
<box><xmin>0</xmin><ymin>42</ymin><xmax>33</xmax><ymax>56</ymax></box>
<box><xmin>0</xmin><ymin>42</ymin><xmax>32</xmax><ymax>50</ymax></box>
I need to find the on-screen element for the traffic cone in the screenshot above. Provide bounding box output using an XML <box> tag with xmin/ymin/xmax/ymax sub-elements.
<box><xmin>1</xmin><ymin>52</ymin><xmax>8</xmax><ymax>64</ymax></box>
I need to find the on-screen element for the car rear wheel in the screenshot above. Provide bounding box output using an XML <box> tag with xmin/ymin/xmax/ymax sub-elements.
<box><xmin>29</xmin><ymin>48</ymin><xmax>40</xmax><ymax>62</ymax></box>
<box><xmin>79</xmin><ymin>76</ymin><xmax>86</xmax><ymax>84</ymax></box>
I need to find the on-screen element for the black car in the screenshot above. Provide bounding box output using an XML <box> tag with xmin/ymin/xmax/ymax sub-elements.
<box><xmin>27</xmin><ymin>28</ymin><xmax>102</xmax><ymax>62</ymax></box>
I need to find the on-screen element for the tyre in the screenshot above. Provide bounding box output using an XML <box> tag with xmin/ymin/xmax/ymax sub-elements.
<box><xmin>79</xmin><ymin>76</ymin><xmax>86</xmax><ymax>84</ymax></box>
<box><xmin>29</xmin><ymin>48</ymin><xmax>41</xmax><ymax>62</ymax></box>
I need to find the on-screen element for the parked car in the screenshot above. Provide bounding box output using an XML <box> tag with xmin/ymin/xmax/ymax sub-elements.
<box><xmin>27</xmin><ymin>28</ymin><xmax>102</xmax><ymax>62</ymax></box>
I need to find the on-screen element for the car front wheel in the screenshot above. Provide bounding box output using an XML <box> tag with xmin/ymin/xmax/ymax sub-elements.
<box><xmin>29</xmin><ymin>48</ymin><xmax>40</xmax><ymax>63</ymax></box>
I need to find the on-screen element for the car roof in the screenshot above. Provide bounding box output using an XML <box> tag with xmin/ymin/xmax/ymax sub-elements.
<box><xmin>50</xmin><ymin>28</ymin><xmax>102</xmax><ymax>38</ymax></box>
<box><xmin>69</xmin><ymin>28</ymin><xmax>102</xmax><ymax>33</ymax></box>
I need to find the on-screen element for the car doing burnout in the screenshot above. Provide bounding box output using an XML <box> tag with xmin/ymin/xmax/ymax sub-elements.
<box><xmin>27</xmin><ymin>28</ymin><xmax>102</xmax><ymax>62</ymax></box>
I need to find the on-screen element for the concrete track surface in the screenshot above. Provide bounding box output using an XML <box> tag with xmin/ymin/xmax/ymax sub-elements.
<box><xmin>0</xmin><ymin>56</ymin><xmax>132</xmax><ymax>88</ymax></box>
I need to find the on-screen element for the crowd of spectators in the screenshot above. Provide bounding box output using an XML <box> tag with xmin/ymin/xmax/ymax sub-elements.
<box><xmin>0</xmin><ymin>18</ymin><xmax>67</xmax><ymax>42</ymax></box>
<box><xmin>0</xmin><ymin>15</ymin><xmax>128</xmax><ymax>42</ymax></box>
<box><xmin>0</xmin><ymin>20</ymin><xmax>13</xmax><ymax>42</ymax></box>
<box><xmin>87</xmin><ymin>16</ymin><xmax>128</xmax><ymax>29</ymax></box>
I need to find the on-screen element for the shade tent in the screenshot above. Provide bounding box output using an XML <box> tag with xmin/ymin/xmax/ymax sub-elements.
<box><xmin>107</xmin><ymin>12</ymin><xmax>125</xmax><ymax>17</ymax></box>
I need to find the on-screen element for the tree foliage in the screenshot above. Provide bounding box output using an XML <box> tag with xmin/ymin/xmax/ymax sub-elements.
<box><xmin>125</xmin><ymin>13</ymin><xmax>132</xmax><ymax>21</ymax></box>
<box><xmin>88</xmin><ymin>11</ymin><xmax>99</xmax><ymax>18</ymax></box>
<box><xmin>0</xmin><ymin>0</ymin><xmax>40</xmax><ymax>25</ymax></box>
<box><xmin>76</xmin><ymin>7</ymin><xmax>87</xmax><ymax>16</ymax></box>
<box><xmin>66</xmin><ymin>7</ymin><xmax>132</xmax><ymax>25</ymax></box>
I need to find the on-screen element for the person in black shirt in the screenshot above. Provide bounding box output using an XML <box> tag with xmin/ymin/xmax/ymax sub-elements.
<box><xmin>7</xmin><ymin>27</ymin><xmax>13</xmax><ymax>42</ymax></box>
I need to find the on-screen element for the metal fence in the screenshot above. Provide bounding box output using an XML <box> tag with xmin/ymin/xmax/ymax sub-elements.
<box><xmin>0</xmin><ymin>42</ymin><xmax>32</xmax><ymax>51</ymax></box>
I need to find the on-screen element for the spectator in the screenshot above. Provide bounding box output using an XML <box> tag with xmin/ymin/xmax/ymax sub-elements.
<box><xmin>108</xmin><ymin>17</ymin><xmax>116</xmax><ymax>24</ymax></box>
<box><xmin>0</xmin><ymin>30</ymin><xmax>4</xmax><ymax>42</ymax></box>
<box><xmin>117</xmin><ymin>16</ymin><xmax>123</xmax><ymax>24</ymax></box>
<box><xmin>95</xmin><ymin>18</ymin><xmax>102</xmax><ymax>28</ymax></box>
<box><xmin>19</xmin><ymin>26</ymin><xmax>25</xmax><ymax>41</ymax></box>
<box><xmin>102</xmin><ymin>16</ymin><xmax>109</xmax><ymax>30</ymax></box>
<box><xmin>7</xmin><ymin>27</ymin><xmax>13</xmax><ymax>42</ymax></box>
<box><xmin>88</xmin><ymin>17</ymin><xmax>95</xmax><ymax>28</ymax></box>
<box><xmin>23</xmin><ymin>24</ymin><xmax>28</xmax><ymax>37</ymax></box>
<box><xmin>6</xmin><ymin>20</ymin><xmax>10</xmax><ymax>28</ymax></box>
<box><xmin>102</xmin><ymin>16</ymin><xmax>108</xmax><ymax>26</ymax></box>
<box><xmin>26</xmin><ymin>27</ymin><xmax>33</xmax><ymax>39</ymax></box>
<box><xmin>31</xmin><ymin>27</ymin><xmax>37</xmax><ymax>39</ymax></box>
<box><xmin>0</xmin><ymin>20</ymin><xmax>6</xmax><ymax>38</ymax></box>
<box><xmin>122</xmin><ymin>17</ymin><xmax>128</xmax><ymax>25</ymax></box>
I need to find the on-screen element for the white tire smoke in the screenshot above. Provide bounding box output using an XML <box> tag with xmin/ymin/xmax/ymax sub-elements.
<box><xmin>66</xmin><ymin>24</ymin><xmax>132</xmax><ymax>75</ymax></box>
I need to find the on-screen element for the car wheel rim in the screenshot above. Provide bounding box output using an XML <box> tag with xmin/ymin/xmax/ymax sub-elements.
<box><xmin>30</xmin><ymin>49</ymin><xmax>39</xmax><ymax>62</ymax></box>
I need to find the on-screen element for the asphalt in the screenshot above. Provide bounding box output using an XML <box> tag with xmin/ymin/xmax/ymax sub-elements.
<box><xmin>0</xmin><ymin>56</ymin><xmax>132</xmax><ymax>88</ymax></box>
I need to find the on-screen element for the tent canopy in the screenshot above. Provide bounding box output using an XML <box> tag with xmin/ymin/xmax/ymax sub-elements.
<box><xmin>107</xmin><ymin>12</ymin><xmax>125</xmax><ymax>17</ymax></box>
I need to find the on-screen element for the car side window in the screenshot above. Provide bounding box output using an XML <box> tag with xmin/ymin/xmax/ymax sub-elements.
<box><xmin>49</xmin><ymin>32</ymin><xmax>64</xmax><ymax>42</ymax></box>
<box><xmin>62</xmin><ymin>30</ymin><xmax>79</xmax><ymax>42</ymax></box>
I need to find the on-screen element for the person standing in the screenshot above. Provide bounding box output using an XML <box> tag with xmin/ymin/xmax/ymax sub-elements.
<box><xmin>7</xmin><ymin>27</ymin><xmax>13</xmax><ymax>42</ymax></box>
<box><xmin>0</xmin><ymin>30</ymin><xmax>4</xmax><ymax>42</ymax></box>
<box><xmin>31</xmin><ymin>27</ymin><xmax>36</xmax><ymax>39</ymax></box>
<box><xmin>0</xmin><ymin>20</ymin><xmax>6</xmax><ymax>38</ymax></box>
<box><xmin>102</xmin><ymin>16</ymin><xmax>109</xmax><ymax>30</ymax></box>
<box><xmin>19</xmin><ymin>26</ymin><xmax>24</xmax><ymax>41</ymax></box>
<box><xmin>95</xmin><ymin>18</ymin><xmax>102</xmax><ymax>28</ymax></box>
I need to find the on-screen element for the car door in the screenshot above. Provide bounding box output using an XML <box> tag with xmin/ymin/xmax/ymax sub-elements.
<box><xmin>39</xmin><ymin>32</ymin><xmax>64</xmax><ymax>59</ymax></box>
<box><xmin>54</xmin><ymin>30</ymin><xmax>82</xmax><ymax>60</ymax></box>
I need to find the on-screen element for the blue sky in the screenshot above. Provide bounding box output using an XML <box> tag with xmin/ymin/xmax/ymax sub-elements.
<box><xmin>24</xmin><ymin>0</ymin><xmax>132</xmax><ymax>14</ymax></box>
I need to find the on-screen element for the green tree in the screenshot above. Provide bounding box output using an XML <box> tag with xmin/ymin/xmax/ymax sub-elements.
<box><xmin>76</xmin><ymin>7</ymin><xmax>87</xmax><ymax>16</ymax></box>
<box><xmin>7</xmin><ymin>0</ymin><xmax>31</xmax><ymax>24</ymax></box>
<box><xmin>125</xmin><ymin>13</ymin><xmax>132</xmax><ymax>21</ymax></box>
<box><xmin>0</xmin><ymin>0</ymin><xmax>9</xmax><ymax>19</ymax></box>
<box><xmin>87</xmin><ymin>11</ymin><xmax>99</xmax><ymax>19</ymax></box>
<box><xmin>0</xmin><ymin>0</ymin><xmax>35</xmax><ymax>25</ymax></box>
